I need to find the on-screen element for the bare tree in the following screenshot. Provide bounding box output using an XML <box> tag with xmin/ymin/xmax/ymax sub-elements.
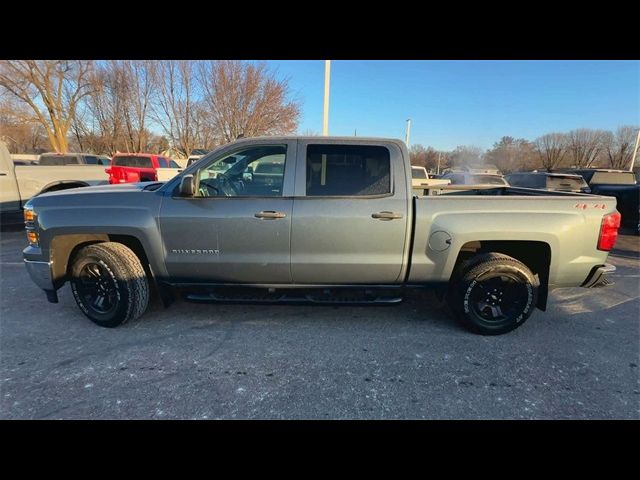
<box><xmin>0</xmin><ymin>60</ymin><xmax>94</xmax><ymax>152</ymax></box>
<box><xmin>534</xmin><ymin>133</ymin><xmax>569</xmax><ymax>171</ymax></box>
<box><xmin>566</xmin><ymin>128</ymin><xmax>607</xmax><ymax>168</ymax></box>
<box><xmin>410</xmin><ymin>144</ymin><xmax>442</xmax><ymax>171</ymax></box>
<box><xmin>0</xmin><ymin>95</ymin><xmax>49</xmax><ymax>153</ymax></box>
<box><xmin>449</xmin><ymin>145</ymin><xmax>485</xmax><ymax>169</ymax></box>
<box><xmin>151</xmin><ymin>60</ymin><xmax>202</xmax><ymax>158</ymax></box>
<box><xmin>484</xmin><ymin>136</ymin><xmax>536</xmax><ymax>173</ymax></box>
<box><xmin>121</xmin><ymin>60</ymin><xmax>156</xmax><ymax>152</ymax></box>
<box><xmin>199</xmin><ymin>60</ymin><xmax>300</xmax><ymax>143</ymax></box>
<box><xmin>602</xmin><ymin>126</ymin><xmax>639</xmax><ymax>169</ymax></box>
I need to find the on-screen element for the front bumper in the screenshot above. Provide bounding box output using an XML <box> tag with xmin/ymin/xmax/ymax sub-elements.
<box><xmin>581</xmin><ymin>264</ymin><xmax>616</xmax><ymax>288</ymax></box>
<box><xmin>24</xmin><ymin>259</ymin><xmax>58</xmax><ymax>302</ymax></box>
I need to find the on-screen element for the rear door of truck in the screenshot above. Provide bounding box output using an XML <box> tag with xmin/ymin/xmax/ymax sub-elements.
<box><xmin>290</xmin><ymin>139</ymin><xmax>411</xmax><ymax>284</ymax></box>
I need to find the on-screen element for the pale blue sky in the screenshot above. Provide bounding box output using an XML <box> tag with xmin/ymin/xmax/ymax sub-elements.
<box><xmin>261</xmin><ymin>60</ymin><xmax>639</xmax><ymax>151</ymax></box>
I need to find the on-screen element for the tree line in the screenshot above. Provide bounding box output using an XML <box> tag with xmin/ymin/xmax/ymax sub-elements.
<box><xmin>0</xmin><ymin>60</ymin><xmax>301</xmax><ymax>157</ymax></box>
<box><xmin>410</xmin><ymin>126</ymin><xmax>639</xmax><ymax>173</ymax></box>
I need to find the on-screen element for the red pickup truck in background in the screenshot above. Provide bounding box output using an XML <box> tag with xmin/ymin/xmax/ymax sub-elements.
<box><xmin>106</xmin><ymin>153</ymin><xmax>182</xmax><ymax>184</ymax></box>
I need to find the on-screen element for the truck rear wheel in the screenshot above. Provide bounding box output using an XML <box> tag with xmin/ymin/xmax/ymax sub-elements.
<box><xmin>448</xmin><ymin>253</ymin><xmax>538</xmax><ymax>335</ymax></box>
<box><xmin>70</xmin><ymin>242</ymin><xmax>149</xmax><ymax>328</ymax></box>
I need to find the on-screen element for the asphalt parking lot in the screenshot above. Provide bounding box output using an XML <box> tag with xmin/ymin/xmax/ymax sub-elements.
<box><xmin>1</xmin><ymin>226</ymin><xmax>638</xmax><ymax>419</ymax></box>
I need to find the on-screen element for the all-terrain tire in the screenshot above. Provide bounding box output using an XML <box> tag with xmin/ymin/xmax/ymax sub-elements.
<box><xmin>70</xmin><ymin>242</ymin><xmax>149</xmax><ymax>327</ymax></box>
<box><xmin>447</xmin><ymin>252</ymin><xmax>538</xmax><ymax>335</ymax></box>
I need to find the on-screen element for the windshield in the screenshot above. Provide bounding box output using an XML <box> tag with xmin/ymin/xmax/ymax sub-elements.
<box><xmin>470</xmin><ymin>175</ymin><xmax>507</xmax><ymax>185</ymax></box>
<box><xmin>547</xmin><ymin>175</ymin><xmax>589</xmax><ymax>190</ymax></box>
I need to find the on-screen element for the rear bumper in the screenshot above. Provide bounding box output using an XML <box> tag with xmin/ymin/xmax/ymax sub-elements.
<box><xmin>581</xmin><ymin>264</ymin><xmax>616</xmax><ymax>288</ymax></box>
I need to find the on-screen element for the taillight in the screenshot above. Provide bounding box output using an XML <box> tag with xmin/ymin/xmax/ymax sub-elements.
<box><xmin>597</xmin><ymin>211</ymin><xmax>621</xmax><ymax>251</ymax></box>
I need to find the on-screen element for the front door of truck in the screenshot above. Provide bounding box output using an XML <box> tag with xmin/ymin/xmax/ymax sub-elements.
<box><xmin>0</xmin><ymin>142</ymin><xmax>21</xmax><ymax>213</ymax></box>
<box><xmin>290</xmin><ymin>141</ymin><xmax>410</xmax><ymax>284</ymax></box>
<box><xmin>160</xmin><ymin>141</ymin><xmax>297</xmax><ymax>283</ymax></box>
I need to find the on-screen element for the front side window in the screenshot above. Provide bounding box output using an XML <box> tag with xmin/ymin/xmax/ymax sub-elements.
<box><xmin>306</xmin><ymin>144</ymin><xmax>391</xmax><ymax>196</ymax></box>
<box><xmin>158</xmin><ymin>157</ymin><xmax>169</xmax><ymax>168</ymax></box>
<box><xmin>196</xmin><ymin>145</ymin><xmax>287</xmax><ymax>197</ymax></box>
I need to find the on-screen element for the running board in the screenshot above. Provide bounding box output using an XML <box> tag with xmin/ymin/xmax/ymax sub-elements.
<box><xmin>182</xmin><ymin>289</ymin><xmax>404</xmax><ymax>305</ymax></box>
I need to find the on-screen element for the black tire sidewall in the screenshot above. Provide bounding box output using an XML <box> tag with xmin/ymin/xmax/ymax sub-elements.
<box><xmin>452</xmin><ymin>259</ymin><xmax>538</xmax><ymax>335</ymax></box>
<box><xmin>70</xmin><ymin>251</ymin><xmax>131</xmax><ymax>327</ymax></box>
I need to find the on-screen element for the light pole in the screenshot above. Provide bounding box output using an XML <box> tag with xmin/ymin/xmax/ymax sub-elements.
<box><xmin>405</xmin><ymin>119</ymin><xmax>411</xmax><ymax>148</ymax></box>
<box><xmin>629</xmin><ymin>128</ymin><xmax>640</xmax><ymax>172</ymax></box>
<box><xmin>322</xmin><ymin>60</ymin><xmax>331</xmax><ymax>136</ymax></box>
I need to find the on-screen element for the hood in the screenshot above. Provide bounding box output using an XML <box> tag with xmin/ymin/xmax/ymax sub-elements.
<box><xmin>25</xmin><ymin>181</ymin><xmax>165</xmax><ymax>210</ymax></box>
<box><xmin>37</xmin><ymin>181</ymin><xmax>163</xmax><ymax>198</ymax></box>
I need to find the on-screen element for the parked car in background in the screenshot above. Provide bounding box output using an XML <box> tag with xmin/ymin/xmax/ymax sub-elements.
<box><xmin>106</xmin><ymin>153</ymin><xmax>183</xmax><ymax>184</ymax></box>
<box><xmin>557</xmin><ymin>168</ymin><xmax>639</xmax><ymax>233</ymax></box>
<box><xmin>0</xmin><ymin>142</ymin><xmax>109</xmax><ymax>222</ymax></box>
<box><xmin>441</xmin><ymin>172</ymin><xmax>509</xmax><ymax>187</ymax></box>
<box><xmin>505</xmin><ymin>172</ymin><xmax>591</xmax><ymax>193</ymax></box>
<box><xmin>187</xmin><ymin>149</ymin><xmax>212</xmax><ymax>167</ymax></box>
<box><xmin>23</xmin><ymin>136</ymin><xmax>621</xmax><ymax>335</ymax></box>
<box><xmin>39</xmin><ymin>152</ymin><xmax>110</xmax><ymax>166</ymax></box>
<box><xmin>411</xmin><ymin>166</ymin><xmax>451</xmax><ymax>195</ymax></box>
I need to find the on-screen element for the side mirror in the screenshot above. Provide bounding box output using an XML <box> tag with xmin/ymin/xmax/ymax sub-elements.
<box><xmin>180</xmin><ymin>174</ymin><xmax>195</xmax><ymax>197</ymax></box>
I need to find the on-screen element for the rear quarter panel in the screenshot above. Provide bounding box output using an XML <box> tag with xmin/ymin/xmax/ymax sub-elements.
<box><xmin>409</xmin><ymin>195</ymin><xmax>617</xmax><ymax>288</ymax></box>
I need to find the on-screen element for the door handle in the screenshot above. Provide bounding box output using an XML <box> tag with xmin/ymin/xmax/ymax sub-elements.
<box><xmin>371</xmin><ymin>211</ymin><xmax>403</xmax><ymax>220</ymax></box>
<box><xmin>255</xmin><ymin>210</ymin><xmax>286</xmax><ymax>219</ymax></box>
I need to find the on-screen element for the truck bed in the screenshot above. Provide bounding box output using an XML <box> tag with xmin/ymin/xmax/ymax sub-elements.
<box><xmin>409</xmin><ymin>189</ymin><xmax>617</xmax><ymax>289</ymax></box>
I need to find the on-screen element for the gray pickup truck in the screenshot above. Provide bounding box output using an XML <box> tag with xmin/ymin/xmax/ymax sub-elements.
<box><xmin>22</xmin><ymin>136</ymin><xmax>621</xmax><ymax>335</ymax></box>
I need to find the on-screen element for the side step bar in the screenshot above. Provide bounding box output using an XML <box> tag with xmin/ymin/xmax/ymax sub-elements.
<box><xmin>182</xmin><ymin>288</ymin><xmax>404</xmax><ymax>305</ymax></box>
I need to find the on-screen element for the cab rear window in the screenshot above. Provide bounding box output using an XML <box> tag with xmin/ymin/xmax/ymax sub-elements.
<box><xmin>39</xmin><ymin>155</ymin><xmax>80</xmax><ymax>165</ymax></box>
<box><xmin>113</xmin><ymin>156</ymin><xmax>153</xmax><ymax>168</ymax></box>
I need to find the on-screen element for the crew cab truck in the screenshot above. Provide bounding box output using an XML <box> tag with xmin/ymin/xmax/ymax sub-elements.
<box><xmin>0</xmin><ymin>142</ymin><xmax>109</xmax><ymax>222</ymax></box>
<box><xmin>106</xmin><ymin>153</ymin><xmax>182</xmax><ymax>184</ymax></box>
<box><xmin>23</xmin><ymin>137</ymin><xmax>621</xmax><ymax>335</ymax></box>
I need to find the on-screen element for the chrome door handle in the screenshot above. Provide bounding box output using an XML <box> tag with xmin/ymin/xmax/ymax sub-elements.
<box><xmin>255</xmin><ymin>211</ymin><xmax>286</xmax><ymax>219</ymax></box>
<box><xmin>372</xmin><ymin>211</ymin><xmax>403</xmax><ymax>220</ymax></box>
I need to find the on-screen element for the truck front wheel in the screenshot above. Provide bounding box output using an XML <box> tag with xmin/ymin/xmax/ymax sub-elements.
<box><xmin>448</xmin><ymin>253</ymin><xmax>538</xmax><ymax>335</ymax></box>
<box><xmin>70</xmin><ymin>242</ymin><xmax>149</xmax><ymax>327</ymax></box>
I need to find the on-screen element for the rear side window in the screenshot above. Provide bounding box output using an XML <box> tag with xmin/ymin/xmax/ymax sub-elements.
<box><xmin>590</xmin><ymin>172</ymin><xmax>636</xmax><ymax>185</ymax></box>
<box><xmin>158</xmin><ymin>157</ymin><xmax>169</xmax><ymax>168</ymax></box>
<box><xmin>39</xmin><ymin>155</ymin><xmax>80</xmax><ymax>165</ymax></box>
<box><xmin>306</xmin><ymin>145</ymin><xmax>391</xmax><ymax>196</ymax></box>
<box><xmin>113</xmin><ymin>156</ymin><xmax>153</xmax><ymax>168</ymax></box>
<box><xmin>84</xmin><ymin>155</ymin><xmax>99</xmax><ymax>164</ymax></box>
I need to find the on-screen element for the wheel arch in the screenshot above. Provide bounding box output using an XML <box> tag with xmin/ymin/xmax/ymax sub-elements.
<box><xmin>38</xmin><ymin>180</ymin><xmax>90</xmax><ymax>195</ymax></box>
<box><xmin>451</xmin><ymin>240</ymin><xmax>551</xmax><ymax>311</ymax></box>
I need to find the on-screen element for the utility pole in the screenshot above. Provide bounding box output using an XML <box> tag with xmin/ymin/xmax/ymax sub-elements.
<box><xmin>437</xmin><ymin>152</ymin><xmax>441</xmax><ymax>175</ymax></box>
<box><xmin>629</xmin><ymin>128</ymin><xmax>640</xmax><ymax>172</ymax></box>
<box><xmin>322</xmin><ymin>60</ymin><xmax>331</xmax><ymax>136</ymax></box>
<box><xmin>405</xmin><ymin>119</ymin><xmax>411</xmax><ymax>148</ymax></box>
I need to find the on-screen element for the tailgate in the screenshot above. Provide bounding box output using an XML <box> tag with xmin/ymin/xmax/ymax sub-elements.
<box><xmin>156</xmin><ymin>168</ymin><xmax>182</xmax><ymax>182</ymax></box>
